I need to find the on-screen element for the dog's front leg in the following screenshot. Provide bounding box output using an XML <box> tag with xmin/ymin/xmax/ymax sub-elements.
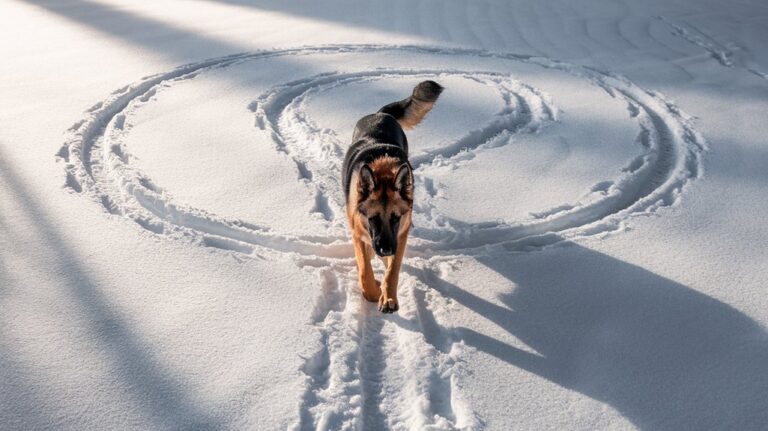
<box><xmin>379</xmin><ymin>230</ymin><xmax>408</xmax><ymax>313</ymax></box>
<box><xmin>353</xmin><ymin>233</ymin><xmax>380</xmax><ymax>302</ymax></box>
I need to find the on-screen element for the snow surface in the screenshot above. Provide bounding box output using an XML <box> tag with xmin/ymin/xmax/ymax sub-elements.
<box><xmin>1</xmin><ymin>0</ymin><xmax>767</xmax><ymax>430</ymax></box>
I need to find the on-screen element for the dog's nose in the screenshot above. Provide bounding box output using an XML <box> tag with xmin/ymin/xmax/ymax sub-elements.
<box><xmin>377</xmin><ymin>247</ymin><xmax>393</xmax><ymax>256</ymax></box>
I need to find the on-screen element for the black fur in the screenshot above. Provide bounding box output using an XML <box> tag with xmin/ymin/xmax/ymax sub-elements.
<box><xmin>342</xmin><ymin>114</ymin><xmax>408</xmax><ymax>201</ymax></box>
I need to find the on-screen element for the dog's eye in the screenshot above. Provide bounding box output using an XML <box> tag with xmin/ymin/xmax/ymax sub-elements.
<box><xmin>390</xmin><ymin>214</ymin><xmax>400</xmax><ymax>226</ymax></box>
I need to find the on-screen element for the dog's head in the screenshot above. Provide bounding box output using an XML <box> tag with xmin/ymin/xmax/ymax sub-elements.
<box><xmin>356</xmin><ymin>157</ymin><xmax>413</xmax><ymax>257</ymax></box>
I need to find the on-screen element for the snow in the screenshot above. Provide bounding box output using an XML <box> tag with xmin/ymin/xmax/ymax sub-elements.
<box><xmin>1</xmin><ymin>0</ymin><xmax>767</xmax><ymax>430</ymax></box>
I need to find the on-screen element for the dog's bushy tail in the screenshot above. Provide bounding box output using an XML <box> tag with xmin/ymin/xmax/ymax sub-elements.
<box><xmin>378</xmin><ymin>80</ymin><xmax>444</xmax><ymax>130</ymax></box>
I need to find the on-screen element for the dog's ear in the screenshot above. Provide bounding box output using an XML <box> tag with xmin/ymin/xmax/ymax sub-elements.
<box><xmin>395</xmin><ymin>163</ymin><xmax>412</xmax><ymax>192</ymax></box>
<box><xmin>358</xmin><ymin>165</ymin><xmax>375</xmax><ymax>196</ymax></box>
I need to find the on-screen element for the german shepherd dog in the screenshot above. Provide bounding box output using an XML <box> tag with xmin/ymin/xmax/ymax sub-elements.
<box><xmin>343</xmin><ymin>81</ymin><xmax>443</xmax><ymax>313</ymax></box>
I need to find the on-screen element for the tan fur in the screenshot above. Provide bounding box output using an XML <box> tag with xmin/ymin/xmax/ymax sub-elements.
<box><xmin>347</xmin><ymin>156</ymin><xmax>413</xmax><ymax>312</ymax></box>
<box><xmin>398</xmin><ymin>98</ymin><xmax>436</xmax><ymax>130</ymax></box>
<box><xmin>357</xmin><ymin>156</ymin><xmax>411</xmax><ymax>215</ymax></box>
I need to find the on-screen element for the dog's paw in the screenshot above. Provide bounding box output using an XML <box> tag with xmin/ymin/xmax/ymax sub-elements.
<box><xmin>361</xmin><ymin>279</ymin><xmax>382</xmax><ymax>302</ymax></box>
<box><xmin>378</xmin><ymin>296</ymin><xmax>399</xmax><ymax>314</ymax></box>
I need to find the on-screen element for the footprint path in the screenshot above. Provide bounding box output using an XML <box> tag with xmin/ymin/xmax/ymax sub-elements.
<box><xmin>57</xmin><ymin>44</ymin><xmax>705</xmax><ymax>430</ymax></box>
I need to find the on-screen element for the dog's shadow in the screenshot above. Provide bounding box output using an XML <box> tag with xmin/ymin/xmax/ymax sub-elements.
<box><xmin>406</xmin><ymin>243</ymin><xmax>768</xmax><ymax>430</ymax></box>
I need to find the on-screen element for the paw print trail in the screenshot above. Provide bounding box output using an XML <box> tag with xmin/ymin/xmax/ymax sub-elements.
<box><xmin>294</xmin><ymin>260</ymin><xmax>479</xmax><ymax>430</ymax></box>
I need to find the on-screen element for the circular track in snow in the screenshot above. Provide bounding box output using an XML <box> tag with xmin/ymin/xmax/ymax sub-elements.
<box><xmin>58</xmin><ymin>45</ymin><xmax>705</xmax><ymax>258</ymax></box>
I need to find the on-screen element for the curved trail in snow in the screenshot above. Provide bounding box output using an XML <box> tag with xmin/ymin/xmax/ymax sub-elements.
<box><xmin>59</xmin><ymin>44</ymin><xmax>704</xmax><ymax>258</ymax></box>
<box><xmin>57</xmin><ymin>44</ymin><xmax>705</xmax><ymax>430</ymax></box>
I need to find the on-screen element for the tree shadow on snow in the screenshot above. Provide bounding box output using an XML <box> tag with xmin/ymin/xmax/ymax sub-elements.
<box><xmin>0</xmin><ymin>148</ymin><xmax>220</xmax><ymax>430</ymax></box>
<box><xmin>407</xmin><ymin>243</ymin><xmax>768</xmax><ymax>430</ymax></box>
<box><xmin>20</xmin><ymin>0</ymin><xmax>247</xmax><ymax>62</ymax></box>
